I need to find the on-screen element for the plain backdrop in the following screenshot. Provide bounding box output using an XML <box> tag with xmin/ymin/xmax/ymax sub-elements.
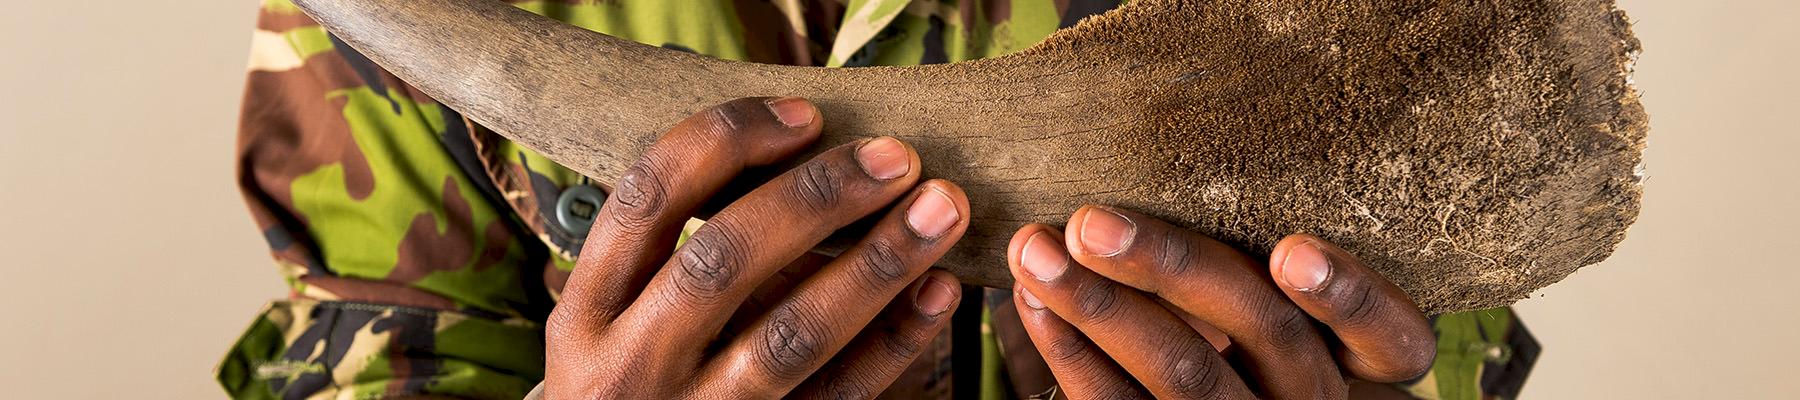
<box><xmin>0</xmin><ymin>0</ymin><xmax>1794</xmax><ymax>398</ymax></box>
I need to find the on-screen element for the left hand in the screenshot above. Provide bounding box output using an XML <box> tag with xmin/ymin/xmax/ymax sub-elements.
<box><xmin>1006</xmin><ymin>205</ymin><xmax>1436</xmax><ymax>399</ymax></box>
<box><xmin>543</xmin><ymin>97</ymin><xmax>970</xmax><ymax>399</ymax></box>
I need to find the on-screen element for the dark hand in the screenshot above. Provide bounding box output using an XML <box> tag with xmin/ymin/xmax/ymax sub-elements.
<box><xmin>545</xmin><ymin>97</ymin><xmax>971</xmax><ymax>398</ymax></box>
<box><xmin>1008</xmin><ymin>206</ymin><xmax>1435</xmax><ymax>399</ymax></box>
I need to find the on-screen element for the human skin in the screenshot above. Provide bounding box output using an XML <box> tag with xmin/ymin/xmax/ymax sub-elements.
<box><xmin>543</xmin><ymin>97</ymin><xmax>970</xmax><ymax>398</ymax></box>
<box><xmin>1007</xmin><ymin>209</ymin><xmax>1436</xmax><ymax>399</ymax></box>
<box><xmin>544</xmin><ymin>97</ymin><xmax>1434</xmax><ymax>399</ymax></box>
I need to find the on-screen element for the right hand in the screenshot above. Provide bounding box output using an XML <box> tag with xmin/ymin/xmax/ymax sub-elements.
<box><xmin>544</xmin><ymin>97</ymin><xmax>971</xmax><ymax>398</ymax></box>
<box><xmin>1005</xmin><ymin>208</ymin><xmax>1435</xmax><ymax>399</ymax></box>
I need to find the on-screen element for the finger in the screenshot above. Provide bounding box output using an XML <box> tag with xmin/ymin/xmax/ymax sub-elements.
<box><xmin>704</xmin><ymin>180</ymin><xmax>970</xmax><ymax>394</ymax></box>
<box><xmin>1010</xmin><ymin>224</ymin><xmax>1254</xmax><ymax>400</ymax></box>
<box><xmin>1270</xmin><ymin>234</ymin><xmax>1435</xmax><ymax>382</ymax></box>
<box><xmin>552</xmin><ymin>97</ymin><xmax>822</xmax><ymax>329</ymax></box>
<box><xmin>619</xmin><ymin>135</ymin><xmax>923</xmax><ymax>356</ymax></box>
<box><xmin>721</xmin><ymin>252</ymin><xmax>834</xmax><ymax>340</ymax></box>
<box><xmin>989</xmin><ymin>288</ymin><xmax>1060</xmax><ymax>395</ymax></box>
<box><xmin>1063</xmin><ymin>206</ymin><xmax>1342</xmax><ymax>398</ymax></box>
<box><xmin>1155</xmin><ymin>298</ymin><xmax>1233</xmax><ymax>353</ymax></box>
<box><xmin>788</xmin><ymin>270</ymin><xmax>962</xmax><ymax>399</ymax></box>
<box><xmin>1013</xmin><ymin>285</ymin><xmax>1148</xmax><ymax>400</ymax></box>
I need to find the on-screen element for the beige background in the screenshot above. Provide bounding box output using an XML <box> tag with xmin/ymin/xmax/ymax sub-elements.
<box><xmin>0</xmin><ymin>0</ymin><xmax>1793</xmax><ymax>398</ymax></box>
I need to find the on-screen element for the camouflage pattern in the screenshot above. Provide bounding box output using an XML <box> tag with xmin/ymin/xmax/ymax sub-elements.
<box><xmin>219</xmin><ymin>299</ymin><xmax>543</xmax><ymax>399</ymax></box>
<box><xmin>1405</xmin><ymin>308</ymin><xmax>1540</xmax><ymax>400</ymax></box>
<box><xmin>220</xmin><ymin>1</ymin><xmax>1534</xmax><ymax>398</ymax></box>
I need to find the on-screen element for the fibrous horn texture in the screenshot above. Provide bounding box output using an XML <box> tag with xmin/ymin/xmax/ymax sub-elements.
<box><xmin>290</xmin><ymin>0</ymin><xmax>1647</xmax><ymax>313</ymax></box>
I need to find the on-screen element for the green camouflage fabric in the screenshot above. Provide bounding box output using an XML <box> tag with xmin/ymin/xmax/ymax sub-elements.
<box><xmin>220</xmin><ymin>0</ymin><xmax>1535</xmax><ymax>398</ymax></box>
<box><xmin>1406</xmin><ymin>308</ymin><xmax>1540</xmax><ymax>400</ymax></box>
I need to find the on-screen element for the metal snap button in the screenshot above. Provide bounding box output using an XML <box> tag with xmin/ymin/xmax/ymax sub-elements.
<box><xmin>554</xmin><ymin>184</ymin><xmax>606</xmax><ymax>238</ymax></box>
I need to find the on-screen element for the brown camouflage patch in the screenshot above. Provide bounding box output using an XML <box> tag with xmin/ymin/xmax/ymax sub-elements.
<box><xmin>732</xmin><ymin>0</ymin><xmax>814</xmax><ymax>65</ymax></box>
<box><xmin>542</xmin><ymin>258</ymin><xmax>571</xmax><ymax>298</ymax></box>
<box><xmin>985</xmin><ymin>0</ymin><xmax>1012</xmax><ymax>25</ymax></box>
<box><xmin>239</xmin><ymin>47</ymin><xmax>379</xmax><ymax>272</ymax></box>
<box><xmin>389</xmin><ymin>177</ymin><xmax>485</xmax><ymax>282</ymax></box>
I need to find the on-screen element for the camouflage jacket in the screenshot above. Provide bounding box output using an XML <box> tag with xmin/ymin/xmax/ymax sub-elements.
<box><xmin>218</xmin><ymin>1</ymin><xmax>1537</xmax><ymax>399</ymax></box>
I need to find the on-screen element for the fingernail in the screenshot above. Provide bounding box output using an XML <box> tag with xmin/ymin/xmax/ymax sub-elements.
<box><xmin>1079</xmin><ymin>207</ymin><xmax>1135</xmax><ymax>257</ymax></box>
<box><xmin>1280</xmin><ymin>241</ymin><xmax>1333</xmax><ymax>291</ymax></box>
<box><xmin>1019</xmin><ymin>287</ymin><xmax>1045</xmax><ymax>309</ymax></box>
<box><xmin>764</xmin><ymin>97</ymin><xmax>814</xmax><ymax>128</ymax></box>
<box><xmin>916</xmin><ymin>274</ymin><xmax>957</xmax><ymax>317</ymax></box>
<box><xmin>906</xmin><ymin>187</ymin><xmax>959</xmax><ymax>239</ymax></box>
<box><xmin>1021</xmin><ymin>231</ymin><xmax>1069</xmax><ymax>281</ymax></box>
<box><xmin>855</xmin><ymin>137</ymin><xmax>910</xmax><ymax>180</ymax></box>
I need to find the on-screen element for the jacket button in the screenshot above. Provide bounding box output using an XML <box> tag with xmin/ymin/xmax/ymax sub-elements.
<box><xmin>554</xmin><ymin>185</ymin><xmax>606</xmax><ymax>238</ymax></box>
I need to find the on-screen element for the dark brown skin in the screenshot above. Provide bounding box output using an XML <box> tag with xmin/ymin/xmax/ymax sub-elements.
<box><xmin>548</xmin><ymin>97</ymin><xmax>1432</xmax><ymax>399</ymax></box>
<box><xmin>1006</xmin><ymin>210</ymin><xmax>1434</xmax><ymax>399</ymax></box>
<box><xmin>545</xmin><ymin>97</ymin><xmax>972</xmax><ymax>398</ymax></box>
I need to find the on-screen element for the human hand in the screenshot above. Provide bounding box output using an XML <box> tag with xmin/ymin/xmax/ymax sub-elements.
<box><xmin>1007</xmin><ymin>206</ymin><xmax>1435</xmax><ymax>399</ymax></box>
<box><xmin>544</xmin><ymin>97</ymin><xmax>971</xmax><ymax>398</ymax></box>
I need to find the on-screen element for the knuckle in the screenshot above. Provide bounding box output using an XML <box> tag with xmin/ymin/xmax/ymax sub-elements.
<box><xmin>756</xmin><ymin>303</ymin><xmax>830</xmax><ymax>380</ymax></box>
<box><xmin>705</xmin><ymin>99</ymin><xmax>761</xmax><ymax>136</ymax></box>
<box><xmin>672</xmin><ymin>227</ymin><xmax>750</xmax><ymax>302</ymax></box>
<box><xmin>852</xmin><ymin>239</ymin><xmax>912</xmax><ymax>289</ymax></box>
<box><xmin>608</xmin><ymin>161</ymin><xmax>668</xmax><ymax>228</ymax></box>
<box><xmin>1159</xmin><ymin>351</ymin><xmax>1226</xmax><ymax>400</ymax></box>
<box><xmin>1250</xmin><ymin>302</ymin><xmax>1315</xmax><ymax>348</ymax></box>
<box><xmin>1072</xmin><ymin>280</ymin><xmax>1124</xmax><ymax>324</ymax></box>
<box><xmin>788</xmin><ymin>160</ymin><xmax>845</xmax><ymax>213</ymax></box>
<box><xmin>1092</xmin><ymin>378</ymin><xmax>1150</xmax><ymax>400</ymax></box>
<box><xmin>1334</xmin><ymin>280</ymin><xmax>1384</xmax><ymax>328</ymax></box>
<box><xmin>822</xmin><ymin>376</ymin><xmax>876</xmax><ymax>400</ymax></box>
<box><xmin>878</xmin><ymin>322</ymin><xmax>931</xmax><ymax>360</ymax></box>
<box><xmin>1041</xmin><ymin>335</ymin><xmax>1096</xmax><ymax>366</ymax></box>
<box><xmin>1152</xmin><ymin>232</ymin><xmax>1199</xmax><ymax>276</ymax></box>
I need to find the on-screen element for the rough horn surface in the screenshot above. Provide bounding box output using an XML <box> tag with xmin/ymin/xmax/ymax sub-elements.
<box><xmin>291</xmin><ymin>0</ymin><xmax>1647</xmax><ymax>313</ymax></box>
